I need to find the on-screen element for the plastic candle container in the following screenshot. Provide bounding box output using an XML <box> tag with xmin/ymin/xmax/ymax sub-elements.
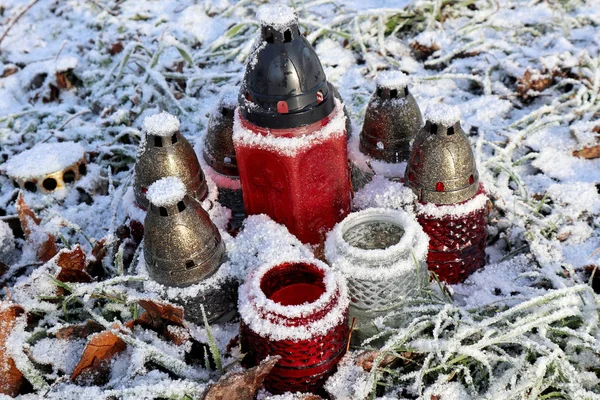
<box><xmin>233</xmin><ymin>5</ymin><xmax>351</xmax><ymax>244</ymax></box>
<box><xmin>239</xmin><ymin>259</ymin><xmax>349</xmax><ymax>394</ymax></box>
<box><xmin>349</xmin><ymin>71</ymin><xmax>423</xmax><ymax>191</ymax></box>
<box><xmin>405</xmin><ymin>104</ymin><xmax>489</xmax><ymax>284</ymax></box>
<box><xmin>203</xmin><ymin>87</ymin><xmax>246</xmax><ymax>233</ymax></box>
<box><xmin>325</xmin><ymin>208</ymin><xmax>429</xmax><ymax>340</ymax></box>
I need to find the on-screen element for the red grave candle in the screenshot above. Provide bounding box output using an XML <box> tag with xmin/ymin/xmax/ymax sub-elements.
<box><xmin>239</xmin><ymin>259</ymin><xmax>350</xmax><ymax>394</ymax></box>
<box><xmin>405</xmin><ymin>104</ymin><xmax>489</xmax><ymax>284</ymax></box>
<box><xmin>233</xmin><ymin>5</ymin><xmax>351</xmax><ymax>244</ymax></box>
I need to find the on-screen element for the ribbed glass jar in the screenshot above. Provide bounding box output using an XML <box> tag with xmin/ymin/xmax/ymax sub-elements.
<box><xmin>239</xmin><ymin>259</ymin><xmax>349</xmax><ymax>394</ymax></box>
<box><xmin>325</xmin><ymin>208</ymin><xmax>429</xmax><ymax>340</ymax></box>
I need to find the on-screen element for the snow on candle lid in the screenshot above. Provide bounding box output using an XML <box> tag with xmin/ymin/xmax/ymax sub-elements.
<box><xmin>143</xmin><ymin>111</ymin><xmax>180</xmax><ymax>137</ymax></box>
<box><xmin>3</xmin><ymin>142</ymin><xmax>85</xmax><ymax>180</ymax></box>
<box><xmin>256</xmin><ymin>4</ymin><xmax>297</xmax><ymax>29</ymax></box>
<box><xmin>376</xmin><ymin>70</ymin><xmax>410</xmax><ymax>90</ymax></box>
<box><xmin>424</xmin><ymin>103</ymin><xmax>461</xmax><ymax>127</ymax></box>
<box><xmin>146</xmin><ymin>176</ymin><xmax>186</xmax><ymax>207</ymax></box>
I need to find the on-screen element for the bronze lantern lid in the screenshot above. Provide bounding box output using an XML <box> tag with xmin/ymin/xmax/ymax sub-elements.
<box><xmin>203</xmin><ymin>87</ymin><xmax>238</xmax><ymax>177</ymax></box>
<box><xmin>405</xmin><ymin>104</ymin><xmax>479</xmax><ymax>205</ymax></box>
<box><xmin>134</xmin><ymin>111</ymin><xmax>208</xmax><ymax>210</ymax></box>
<box><xmin>143</xmin><ymin>177</ymin><xmax>225</xmax><ymax>287</ymax></box>
<box><xmin>359</xmin><ymin>71</ymin><xmax>423</xmax><ymax>164</ymax></box>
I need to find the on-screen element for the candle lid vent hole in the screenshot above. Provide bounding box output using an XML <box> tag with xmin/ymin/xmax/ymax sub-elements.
<box><xmin>43</xmin><ymin>177</ymin><xmax>58</xmax><ymax>191</ymax></box>
<box><xmin>63</xmin><ymin>170</ymin><xmax>76</xmax><ymax>184</ymax></box>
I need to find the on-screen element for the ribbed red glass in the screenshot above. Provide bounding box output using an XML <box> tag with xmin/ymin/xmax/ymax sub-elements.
<box><xmin>240</xmin><ymin>262</ymin><xmax>349</xmax><ymax>394</ymax></box>
<box><xmin>417</xmin><ymin>185</ymin><xmax>488</xmax><ymax>284</ymax></box>
<box><xmin>234</xmin><ymin>108</ymin><xmax>351</xmax><ymax>244</ymax></box>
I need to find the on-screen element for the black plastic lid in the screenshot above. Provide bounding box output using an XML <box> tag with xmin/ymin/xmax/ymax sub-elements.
<box><xmin>239</xmin><ymin>15</ymin><xmax>335</xmax><ymax>129</ymax></box>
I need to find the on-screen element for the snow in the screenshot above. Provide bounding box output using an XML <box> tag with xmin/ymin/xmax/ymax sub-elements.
<box><xmin>143</xmin><ymin>111</ymin><xmax>180</xmax><ymax>137</ymax></box>
<box><xmin>233</xmin><ymin>99</ymin><xmax>346</xmax><ymax>156</ymax></box>
<box><xmin>145</xmin><ymin>177</ymin><xmax>186</xmax><ymax>207</ymax></box>
<box><xmin>2</xmin><ymin>142</ymin><xmax>85</xmax><ymax>180</ymax></box>
<box><xmin>256</xmin><ymin>4</ymin><xmax>297</xmax><ymax>30</ymax></box>
<box><xmin>376</xmin><ymin>70</ymin><xmax>410</xmax><ymax>90</ymax></box>
<box><xmin>424</xmin><ymin>103</ymin><xmax>462</xmax><ymax>127</ymax></box>
<box><xmin>416</xmin><ymin>190</ymin><xmax>489</xmax><ymax>218</ymax></box>
<box><xmin>0</xmin><ymin>220</ymin><xmax>15</xmax><ymax>260</ymax></box>
<box><xmin>353</xmin><ymin>175</ymin><xmax>416</xmax><ymax>211</ymax></box>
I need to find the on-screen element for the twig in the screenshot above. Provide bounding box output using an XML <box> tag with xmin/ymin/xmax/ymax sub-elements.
<box><xmin>0</xmin><ymin>0</ymin><xmax>41</xmax><ymax>50</ymax></box>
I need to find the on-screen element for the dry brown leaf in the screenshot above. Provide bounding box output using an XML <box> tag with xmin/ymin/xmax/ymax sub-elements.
<box><xmin>573</xmin><ymin>145</ymin><xmax>600</xmax><ymax>159</ymax></box>
<box><xmin>55</xmin><ymin>71</ymin><xmax>73</xmax><ymax>90</ymax></box>
<box><xmin>71</xmin><ymin>330</ymin><xmax>127</xmax><ymax>385</ymax></box>
<box><xmin>0</xmin><ymin>302</ymin><xmax>25</xmax><ymax>396</ymax></box>
<box><xmin>355</xmin><ymin>350</ymin><xmax>397</xmax><ymax>372</ymax></box>
<box><xmin>517</xmin><ymin>68</ymin><xmax>552</xmax><ymax>99</ymax></box>
<box><xmin>138</xmin><ymin>299</ymin><xmax>185</xmax><ymax>328</ymax></box>
<box><xmin>1</xmin><ymin>65</ymin><xmax>18</xmax><ymax>78</ymax></box>
<box><xmin>55</xmin><ymin>246</ymin><xmax>93</xmax><ymax>284</ymax></box>
<box><xmin>409</xmin><ymin>40</ymin><xmax>441</xmax><ymax>60</ymax></box>
<box><xmin>16</xmin><ymin>192</ymin><xmax>57</xmax><ymax>262</ymax></box>
<box><xmin>203</xmin><ymin>356</ymin><xmax>281</xmax><ymax>400</ymax></box>
<box><xmin>109</xmin><ymin>42</ymin><xmax>123</xmax><ymax>55</ymax></box>
<box><xmin>54</xmin><ymin>320</ymin><xmax>104</xmax><ymax>340</ymax></box>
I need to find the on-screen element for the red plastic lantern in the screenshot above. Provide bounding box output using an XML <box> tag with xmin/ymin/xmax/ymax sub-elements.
<box><xmin>233</xmin><ymin>5</ymin><xmax>351</xmax><ymax>244</ymax></box>
<box><xmin>239</xmin><ymin>259</ymin><xmax>349</xmax><ymax>394</ymax></box>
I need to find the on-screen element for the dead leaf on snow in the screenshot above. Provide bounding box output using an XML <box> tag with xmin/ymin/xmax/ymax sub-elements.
<box><xmin>517</xmin><ymin>68</ymin><xmax>552</xmax><ymax>99</ymax></box>
<box><xmin>0</xmin><ymin>301</ymin><xmax>25</xmax><ymax>396</ymax></box>
<box><xmin>203</xmin><ymin>356</ymin><xmax>281</xmax><ymax>400</ymax></box>
<box><xmin>354</xmin><ymin>350</ymin><xmax>396</xmax><ymax>372</ymax></box>
<box><xmin>71</xmin><ymin>330</ymin><xmax>127</xmax><ymax>385</ymax></box>
<box><xmin>573</xmin><ymin>144</ymin><xmax>600</xmax><ymax>159</ymax></box>
<box><xmin>138</xmin><ymin>299</ymin><xmax>185</xmax><ymax>328</ymax></box>
<box><xmin>55</xmin><ymin>245</ymin><xmax>93</xmax><ymax>284</ymax></box>
<box><xmin>16</xmin><ymin>192</ymin><xmax>57</xmax><ymax>262</ymax></box>
<box><xmin>54</xmin><ymin>320</ymin><xmax>104</xmax><ymax>340</ymax></box>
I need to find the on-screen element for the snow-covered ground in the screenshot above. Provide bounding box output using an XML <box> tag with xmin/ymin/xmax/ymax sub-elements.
<box><xmin>1</xmin><ymin>0</ymin><xmax>600</xmax><ymax>399</ymax></box>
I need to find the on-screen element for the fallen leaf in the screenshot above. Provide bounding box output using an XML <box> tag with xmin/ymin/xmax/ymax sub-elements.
<box><xmin>55</xmin><ymin>245</ymin><xmax>93</xmax><ymax>283</ymax></box>
<box><xmin>54</xmin><ymin>320</ymin><xmax>104</xmax><ymax>340</ymax></box>
<box><xmin>203</xmin><ymin>356</ymin><xmax>281</xmax><ymax>400</ymax></box>
<box><xmin>0</xmin><ymin>302</ymin><xmax>25</xmax><ymax>396</ymax></box>
<box><xmin>138</xmin><ymin>299</ymin><xmax>185</xmax><ymax>328</ymax></box>
<box><xmin>1</xmin><ymin>64</ymin><xmax>18</xmax><ymax>78</ymax></box>
<box><xmin>517</xmin><ymin>68</ymin><xmax>552</xmax><ymax>99</ymax></box>
<box><xmin>55</xmin><ymin>71</ymin><xmax>73</xmax><ymax>90</ymax></box>
<box><xmin>109</xmin><ymin>42</ymin><xmax>123</xmax><ymax>55</ymax></box>
<box><xmin>409</xmin><ymin>40</ymin><xmax>441</xmax><ymax>61</ymax></box>
<box><xmin>16</xmin><ymin>192</ymin><xmax>57</xmax><ymax>262</ymax></box>
<box><xmin>71</xmin><ymin>330</ymin><xmax>127</xmax><ymax>385</ymax></box>
<box><xmin>354</xmin><ymin>350</ymin><xmax>396</xmax><ymax>372</ymax></box>
<box><xmin>573</xmin><ymin>145</ymin><xmax>600</xmax><ymax>159</ymax></box>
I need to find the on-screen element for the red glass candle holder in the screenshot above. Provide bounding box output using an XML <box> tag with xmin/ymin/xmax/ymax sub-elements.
<box><xmin>233</xmin><ymin>103</ymin><xmax>351</xmax><ymax>245</ymax></box>
<box><xmin>416</xmin><ymin>184</ymin><xmax>489</xmax><ymax>284</ymax></box>
<box><xmin>239</xmin><ymin>259</ymin><xmax>349</xmax><ymax>394</ymax></box>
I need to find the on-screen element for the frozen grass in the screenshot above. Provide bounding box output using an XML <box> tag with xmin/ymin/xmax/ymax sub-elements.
<box><xmin>0</xmin><ymin>0</ymin><xmax>599</xmax><ymax>398</ymax></box>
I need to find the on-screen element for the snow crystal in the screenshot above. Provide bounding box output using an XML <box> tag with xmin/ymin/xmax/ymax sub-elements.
<box><xmin>376</xmin><ymin>70</ymin><xmax>410</xmax><ymax>90</ymax></box>
<box><xmin>423</xmin><ymin>381</ymin><xmax>472</xmax><ymax>400</ymax></box>
<box><xmin>238</xmin><ymin>258</ymin><xmax>349</xmax><ymax>341</ymax></box>
<box><xmin>424</xmin><ymin>103</ymin><xmax>462</xmax><ymax>127</ymax></box>
<box><xmin>256</xmin><ymin>4</ymin><xmax>297</xmax><ymax>30</ymax></box>
<box><xmin>233</xmin><ymin>100</ymin><xmax>346</xmax><ymax>156</ymax></box>
<box><xmin>146</xmin><ymin>177</ymin><xmax>186</xmax><ymax>207</ymax></box>
<box><xmin>416</xmin><ymin>190</ymin><xmax>489</xmax><ymax>218</ymax></box>
<box><xmin>325</xmin><ymin>207</ymin><xmax>429</xmax><ymax>281</ymax></box>
<box><xmin>2</xmin><ymin>142</ymin><xmax>85</xmax><ymax>180</ymax></box>
<box><xmin>324</xmin><ymin>353</ymin><xmax>374</xmax><ymax>400</ymax></box>
<box><xmin>353</xmin><ymin>175</ymin><xmax>417</xmax><ymax>211</ymax></box>
<box><xmin>143</xmin><ymin>111</ymin><xmax>180</xmax><ymax>137</ymax></box>
<box><xmin>31</xmin><ymin>338</ymin><xmax>86</xmax><ymax>375</ymax></box>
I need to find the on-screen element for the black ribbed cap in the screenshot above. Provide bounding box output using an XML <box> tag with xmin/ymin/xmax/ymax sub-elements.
<box><xmin>238</xmin><ymin>5</ymin><xmax>335</xmax><ymax>129</ymax></box>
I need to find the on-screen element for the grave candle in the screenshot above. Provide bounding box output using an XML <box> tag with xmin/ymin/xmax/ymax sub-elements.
<box><xmin>325</xmin><ymin>207</ymin><xmax>429</xmax><ymax>341</ymax></box>
<box><xmin>350</xmin><ymin>71</ymin><xmax>423</xmax><ymax>191</ymax></box>
<box><xmin>233</xmin><ymin>4</ymin><xmax>351</xmax><ymax>244</ymax></box>
<box><xmin>239</xmin><ymin>259</ymin><xmax>349</xmax><ymax>394</ymax></box>
<box><xmin>404</xmin><ymin>104</ymin><xmax>489</xmax><ymax>283</ymax></box>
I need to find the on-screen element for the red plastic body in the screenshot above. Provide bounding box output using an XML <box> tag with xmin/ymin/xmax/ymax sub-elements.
<box><xmin>241</xmin><ymin>262</ymin><xmax>349</xmax><ymax>394</ymax></box>
<box><xmin>417</xmin><ymin>185</ymin><xmax>488</xmax><ymax>284</ymax></box>
<box><xmin>234</xmin><ymin>108</ymin><xmax>351</xmax><ymax>244</ymax></box>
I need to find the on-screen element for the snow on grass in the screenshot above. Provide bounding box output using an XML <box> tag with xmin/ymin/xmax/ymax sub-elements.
<box><xmin>0</xmin><ymin>0</ymin><xmax>600</xmax><ymax>398</ymax></box>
